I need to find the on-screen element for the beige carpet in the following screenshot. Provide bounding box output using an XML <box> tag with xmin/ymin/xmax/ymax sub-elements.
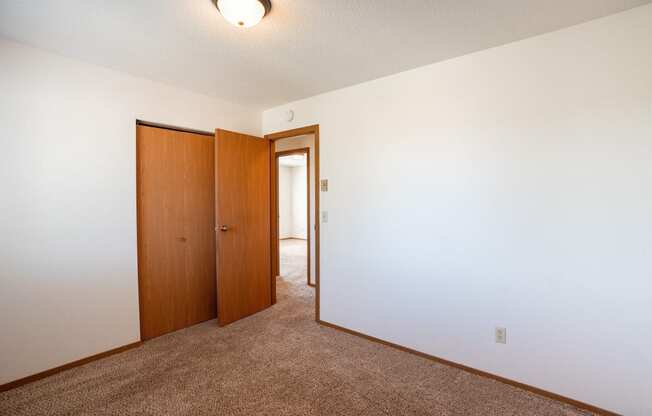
<box><xmin>280</xmin><ymin>238</ymin><xmax>309</xmax><ymax>286</ymax></box>
<box><xmin>1</xmin><ymin>239</ymin><xmax>595</xmax><ymax>415</ymax></box>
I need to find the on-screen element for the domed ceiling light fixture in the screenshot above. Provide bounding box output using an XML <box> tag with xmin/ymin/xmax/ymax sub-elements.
<box><xmin>215</xmin><ymin>0</ymin><xmax>272</xmax><ymax>28</ymax></box>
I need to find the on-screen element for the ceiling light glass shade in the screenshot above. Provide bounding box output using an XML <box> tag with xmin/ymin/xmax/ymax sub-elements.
<box><xmin>216</xmin><ymin>0</ymin><xmax>269</xmax><ymax>28</ymax></box>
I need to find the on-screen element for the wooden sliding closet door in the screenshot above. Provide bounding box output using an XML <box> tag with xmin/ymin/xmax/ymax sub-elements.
<box><xmin>137</xmin><ymin>125</ymin><xmax>216</xmax><ymax>341</ymax></box>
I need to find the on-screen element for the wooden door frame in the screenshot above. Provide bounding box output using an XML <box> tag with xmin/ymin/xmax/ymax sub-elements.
<box><xmin>265</xmin><ymin>125</ymin><xmax>320</xmax><ymax>321</ymax></box>
<box><xmin>275</xmin><ymin>147</ymin><xmax>312</xmax><ymax>287</ymax></box>
<box><xmin>136</xmin><ymin>119</ymin><xmax>215</xmax><ymax>137</ymax></box>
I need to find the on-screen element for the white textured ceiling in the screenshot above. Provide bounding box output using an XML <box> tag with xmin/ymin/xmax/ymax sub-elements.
<box><xmin>1</xmin><ymin>0</ymin><xmax>650</xmax><ymax>109</ymax></box>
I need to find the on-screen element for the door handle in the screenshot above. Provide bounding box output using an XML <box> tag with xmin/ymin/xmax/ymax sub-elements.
<box><xmin>219</xmin><ymin>225</ymin><xmax>229</xmax><ymax>232</ymax></box>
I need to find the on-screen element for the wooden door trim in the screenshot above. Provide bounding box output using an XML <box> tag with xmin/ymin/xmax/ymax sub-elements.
<box><xmin>275</xmin><ymin>148</ymin><xmax>310</xmax><ymax>157</ymax></box>
<box><xmin>274</xmin><ymin>147</ymin><xmax>312</xmax><ymax>287</ymax></box>
<box><xmin>136</xmin><ymin>119</ymin><xmax>214</xmax><ymax>137</ymax></box>
<box><xmin>136</xmin><ymin>126</ymin><xmax>145</xmax><ymax>340</ymax></box>
<box><xmin>265</xmin><ymin>125</ymin><xmax>320</xmax><ymax>321</ymax></box>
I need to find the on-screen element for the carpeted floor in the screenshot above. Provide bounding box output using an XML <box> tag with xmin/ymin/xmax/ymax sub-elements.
<box><xmin>0</xmin><ymin>239</ymin><xmax>595</xmax><ymax>416</ymax></box>
<box><xmin>280</xmin><ymin>238</ymin><xmax>309</xmax><ymax>286</ymax></box>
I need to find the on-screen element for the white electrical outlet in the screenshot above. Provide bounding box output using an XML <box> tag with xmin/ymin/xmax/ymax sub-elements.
<box><xmin>321</xmin><ymin>211</ymin><xmax>328</xmax><ymax>223</ymax></box>
<box><xmin>495</xmin><ymin>327</ymin><xmax>507</xmax><ymax>344</ymax></box>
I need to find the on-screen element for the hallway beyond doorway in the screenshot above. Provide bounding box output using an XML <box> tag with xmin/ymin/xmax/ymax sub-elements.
<box><xmin>280</xmin><ymin>238</ymin><xmax>309</xmax><ymax>286</ymax></box>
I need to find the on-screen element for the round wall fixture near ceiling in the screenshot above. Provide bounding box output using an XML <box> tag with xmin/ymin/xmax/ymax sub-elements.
<box><xmin>215</xmin><ymin>0</ymin><xmax>272</xmax><ymax>28</ymax></box>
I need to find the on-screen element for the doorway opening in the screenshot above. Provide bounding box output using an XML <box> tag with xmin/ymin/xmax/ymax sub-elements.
<box><xmin>267</xmin><ymin>126</ymin><xmax>320</xmax><ymax>321</ymax></box>
<box><xmin>276</xmin><ymin>149</ymin><xmax>311</xmax><ymax>287</ymax></box>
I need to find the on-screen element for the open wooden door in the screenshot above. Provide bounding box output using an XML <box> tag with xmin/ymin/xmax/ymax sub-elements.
<box><xmin>215</xmin><ymin>129</ymin><xmax>272</xmax><ymax>326</ymax></box>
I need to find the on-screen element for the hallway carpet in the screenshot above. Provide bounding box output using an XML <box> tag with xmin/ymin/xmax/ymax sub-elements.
<box><xmin>1</xmin><ymin>240</ymin><xmax>595</xmax><ymax>415</ymax></box>
<box><xmin>280</xmin><ymin>238</ymin><xmax>309</xmax><ymax>285</ymax></box>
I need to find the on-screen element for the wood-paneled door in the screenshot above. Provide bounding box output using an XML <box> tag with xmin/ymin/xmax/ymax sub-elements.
<box><xmin>137</xmin><ymin>124</ymin><xmax>217</xmax><ymax>340</ymax></box>
<box><xmin>215</xmin><ymin>129</ymin><xmax>272</xmax><ymax>326</ymax></box>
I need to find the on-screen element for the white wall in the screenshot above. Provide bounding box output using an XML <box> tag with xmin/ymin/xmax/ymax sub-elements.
<box><xmin>291</xmin><ymin>165</ymin><xmax>308</xmax><ymax>239</ymax></box>
<box><xmin>278</xmin><ymin>162</ymin><xmax>308</xmax><ymax>240</ymax></box>
<box><xmin>275</xmin><ymin>136</ymin><xmax>317</xmax><ymax>284</ymax></box>
<box><xmin>0</xmin><ymin>38</ymin><xmax>260</xmax><ymax>385</ymax></box>
<box><xmin>263</xmin><ymin>5</ymin><xmax>652</xmax><ymax>415</ymax></box>
<box><xmin>278</xmin><ymin>165</ymin><xmax>294</xmax><ymax>239</ymax></box>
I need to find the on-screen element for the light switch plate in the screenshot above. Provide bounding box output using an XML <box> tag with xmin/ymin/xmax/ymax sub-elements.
<box><xmin>320</xmin><ymin>179</ymin><xmax>328</xmax><ymax>192</ymax></box>
<box><xmin>321</xmin><ymin>211</ymin><xmax>328</xmax><ymax>223</ymax></box>
<box><xmin>495</xmin><ymin>327</ymin><xmax>507</xmax><ymax>344</ymax></box>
